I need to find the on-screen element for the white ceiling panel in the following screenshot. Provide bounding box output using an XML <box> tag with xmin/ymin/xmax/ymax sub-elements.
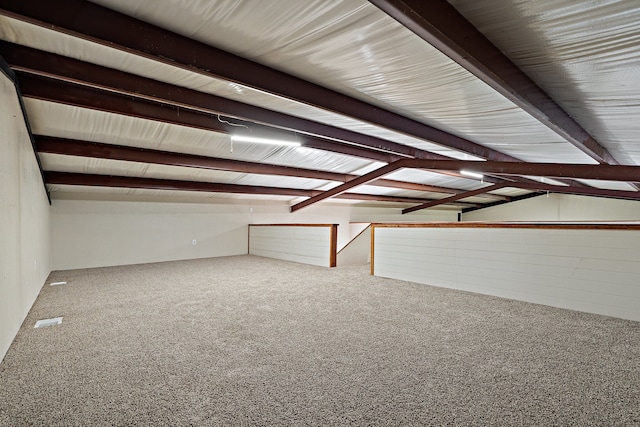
<box><xmin>0</xmin><ymin>14</ymin><xmax>480</xmax><ymax>161</ymax></box>
<box><xmin>450</xmin><ymin>0</ymin><xmax>640</xmax><ymax>166</ymax></box>
<box><xmin>0</xmin><ymin>0</ymin><xmax>636</xmax><ymax>211</ymax></box>
<box><xmin>87</xmin><ymin>0</ymin><xmax>594</xmax><ymax>163</ymax></box>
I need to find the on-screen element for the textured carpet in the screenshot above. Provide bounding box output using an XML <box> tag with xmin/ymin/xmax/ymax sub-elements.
<box><xmin>1</xmin><ymin>255</ymin><xmax>639</xmax><ymax>426</ymax></box>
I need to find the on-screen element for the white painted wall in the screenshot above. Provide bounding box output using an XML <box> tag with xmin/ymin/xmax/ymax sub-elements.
<box><xmin>50</xmin><ymin>201</ymin><xmax>459</xmax><ymax>271</ymax></box>
<box><xmin>373</xmin><ymin>226</ymin><xmax>640</xmax><ymax>321</ymax></box>
<box><xmin>249</xmin><ymin>225</ymin><xmax>333</xmax><ymax>267</ymax></box>
<box><xmin>250</xmin><ymin>203</ymin><xmax>351</xmax><ymax>249</ymax></box>
<box><xmin>348</xmin><ymin>223</ymin><xmax>370</xmax><ymax>243</ymax></box>
<box><xmin>250</xmin><ymin>204</ymin><xmax>458</xmax><ymax>250</ymax></box>
<box><xmin>51</xmin><ymin>200</ymin><xmax>250</xmax><ymax>270</ymax></box>
<box><xmin>463</xmin><ymin>194</ymin><xmax>640</xmax><ymax>222</ymax></box>
<box><xmin>51</xmin><ymin>200</ymin><xmax>359</xmax><ymax>270</ymax></box>
<box><xmin>349</xmin><ymin>206</ymin><xmax>458</xmax><ymax>223</ymax></box>
<box><xmin>337</xmin><ymin>225</ymin><xmax>371</xmax><ymax>266</ymax></box>
<box><xmin>0</xmin><ymin>74</ymin><xmax>51</xmax><ymax>362</ymax></box>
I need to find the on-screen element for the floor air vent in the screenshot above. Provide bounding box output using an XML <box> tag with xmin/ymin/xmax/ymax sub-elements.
<box><xmin>50</xmin><ymin>281</ymin><xmax>67</xmax><ymax>286</ymax></box>
<box><xmin>34</xmin><ymin>317</ymin><xmax>63</xmax><ymax>328</ymax></box>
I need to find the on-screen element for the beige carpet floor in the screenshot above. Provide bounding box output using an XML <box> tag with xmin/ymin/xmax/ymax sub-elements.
<box><xmin>0</xmin><ymin>255</ymin><xmax>639</xmax><ymax>426</ymax></box>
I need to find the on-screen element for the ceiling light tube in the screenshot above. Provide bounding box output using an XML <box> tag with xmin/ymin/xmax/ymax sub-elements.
<box><xmin>460</xmin><ymin>170</ymin><xmax>484</xmax><ymax>179</ymax></box>
<box><xmin>231</xmin><ymin>134</ymin><xmax>301</xmax><ymax>147</ymax></box>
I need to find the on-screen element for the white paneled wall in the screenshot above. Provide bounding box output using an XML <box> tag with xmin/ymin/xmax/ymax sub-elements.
<box><xmin>373</xmin><ymin>225</ymin><xmax>640</xmax><ymax>321</ymax></box>
<box><xmin>249</xmin><ymin>225</ymin><xmax>336</xmax><ymax>267</ymax></box>
<box><xmin>1</xmin><ymin>74</ymin><xmax>51</xmax><ymax>363</ymax></box>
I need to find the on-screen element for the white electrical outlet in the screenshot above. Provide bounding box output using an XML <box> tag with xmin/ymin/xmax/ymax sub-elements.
<box><xmin>192</xmin><ymin>239</ymin><xmax>197</xmax><ymax>246</ymax></box>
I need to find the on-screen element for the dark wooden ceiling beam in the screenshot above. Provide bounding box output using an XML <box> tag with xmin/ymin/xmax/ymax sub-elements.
<box><xmin>291</xmin><ymin>158</ymin><xmax>640</xmax><ymax>211</ymax></box>
<box><xmin>402</xmin><ymin>184</ymin><xmax>510</xmax><ymax>213</ymax></box>
<box><xmin>368</xmin><ymin>0</ymin><xmax>625</xmax><ymax>168</ymax></box>
<box><xmin>369</xmin><ymin>178</ymin><xmax>508</xmax><ymax>200</ymax></box>
<box><xmin>403</xmin><ymin>182</ymin><xmax>640</xmax><ymax>214</ymax></box>
<box><xmin>44</xmin><ymin>171</ymin><xmax>322</xmax><ymax>197</ymax></box>
<box><xmin>0</xmin><ymin>0</ymin><xmax>548</xmax><ymax>163</ymax></box>
<box><xmin>42</xmin><ymin>171</ymin><xmax>477</xmax><ymax>207</ymax></box>
<box><xmin>36</xmin><ymin>135</ymin><xmax>508</xmax><ymax>200</ymax></box>
<box><xmin>334</xmin><ymin>193</ymin><xmax>476</xmax><ymax>207</ymax></box>
<box><xmin>461</xmin><ymin>192</ymin><xmax>543</xmax><ymax>214</ymax></box>
<box><xmin>291</xmin><ymin>162</ymin><xmax>405</xmax><ymax>212</ymax></box>
<box><xmin>407</xmin><ymin>159</ymin><xmax>640</xmax><ymax>182</ymax></box>
<box><xmin>36</xmin><ymin>136</ymin><xmax>347</xmax><ymax>181</ymax></box>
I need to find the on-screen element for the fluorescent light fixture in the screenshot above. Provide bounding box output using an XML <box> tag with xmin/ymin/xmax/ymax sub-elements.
<box><xmin>231</xmin><ymin>134</ymin><xmax>301</xmax><ymax>147</ymax></box>
<box><xmin>460</xmin><ymin>170</ymin><xmax>484</xmax><ymax>179</ymax></box>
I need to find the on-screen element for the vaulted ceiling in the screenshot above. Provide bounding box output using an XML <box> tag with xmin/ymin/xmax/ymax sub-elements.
<box><xmin>1</xmin><ymin>0</ymin><xmax>639</xmax><ymax>214</ymax></box>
